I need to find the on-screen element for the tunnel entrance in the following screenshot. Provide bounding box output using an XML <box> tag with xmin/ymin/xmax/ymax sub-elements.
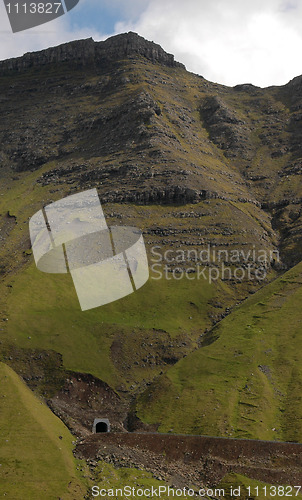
<box><xmin>92</xmin><ymin>418</ymin><xmax>110</xmax><ymax>433</ymax></box>
<box><xmin>96</xmin><ymin>421</ymin><xmax>108</xmax><ymax>433</ymax></box>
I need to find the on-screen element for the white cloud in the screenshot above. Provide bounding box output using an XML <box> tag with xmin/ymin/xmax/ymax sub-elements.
<box><xmin>116</xmin><ymin>0</ymin><xmax>302</xmax><ymax>87</ymax></box>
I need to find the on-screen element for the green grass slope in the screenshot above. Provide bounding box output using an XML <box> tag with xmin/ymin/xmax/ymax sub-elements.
<box><xmin>135</xmin><ymin>262</ymin><xmax>302</xmax><ymax>442</ymax></box>
<box><xmin>0</xmin><ymin>362</ymin><xmax>87</xmax><ymax>499</ymax></box>
<box><xmin>0</xmin><ymin>163</ymin><xmax>270</xmax><ymax>393</ymax></box>
<box><xmin>4</xmin><ymin>259</ymin><xmax>234</xmax><ymax>391</ymax></box>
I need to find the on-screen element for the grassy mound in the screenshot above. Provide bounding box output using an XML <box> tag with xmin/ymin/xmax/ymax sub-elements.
<box><xmin>0</xmin><ymin>362</ymin><xmax>87</xmax><ymax>499</ymax></box>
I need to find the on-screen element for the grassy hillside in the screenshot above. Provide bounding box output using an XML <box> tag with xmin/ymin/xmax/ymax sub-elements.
<box><xmin>1</xmin><ymin>363</ymin><xmax>284</xmax><ymax>500</ymax></box>
<box><xmin>0</xmin><ymin>158</ymin><xmax>274</xmax><ymax>393</ymax></box>
<box><xmin>135</xmin><ymin>262</ymin><xmax>302</xmax><ymax>442</ymax></box>
<box><xmin>0</xmin><ymin>362</ymin><xmax>87</xmax><ymax>499</ymax></box>
<box><xmin>4</xmin><ymin>258</ymin><xmax>236</xmax><ymax>391</ymax></box>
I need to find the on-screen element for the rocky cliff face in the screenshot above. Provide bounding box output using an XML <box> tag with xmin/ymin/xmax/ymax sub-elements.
<box><xmin>0</xmin><ymin>31</ymin><xmax>301</xmax><ymax>271</ymax></box>
<box><xmin>0</xmin><ymin>32</ymin><xmax>185</xmax><ymax>74</ymax></box>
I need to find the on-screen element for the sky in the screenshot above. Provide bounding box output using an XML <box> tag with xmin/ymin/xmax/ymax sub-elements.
<box><xmin>0</xmin><ymin>0</ymin><xmax>301</xmax><ymax>87</ymax></box>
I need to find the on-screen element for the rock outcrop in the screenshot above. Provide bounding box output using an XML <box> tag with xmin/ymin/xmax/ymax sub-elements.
<box><xmin>0</xmin><ymin>32</ymin><xmax>185</xmax><ymax>74</ymax></box>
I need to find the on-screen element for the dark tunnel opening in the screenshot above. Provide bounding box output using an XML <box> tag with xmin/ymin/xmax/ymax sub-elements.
<box><xmin>95</xmin><ymin>421</ymin><xmax>109</xmax><ymax>433</ymax></box>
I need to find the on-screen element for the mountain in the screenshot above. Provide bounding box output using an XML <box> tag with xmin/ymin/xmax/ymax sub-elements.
<box><xmin>0</xmin><ymin>32</ymin><xmax>302</xmax><ymax>498</ymax></box>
